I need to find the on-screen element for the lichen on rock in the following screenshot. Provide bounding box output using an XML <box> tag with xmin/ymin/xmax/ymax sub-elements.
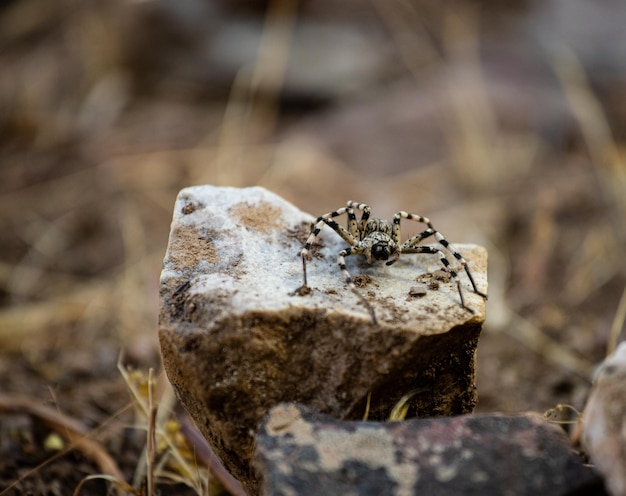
<box><xmin>255</xmin><ymin>403</ymin><xmax>601</xmax><ymax>496</ymax></box>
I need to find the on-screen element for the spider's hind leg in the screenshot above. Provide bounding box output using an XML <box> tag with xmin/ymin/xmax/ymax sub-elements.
<box><xmin>394</xmin><ymin>211</ymin><xmax>488</xmax><ymax>301</ymax></box>
<box><xmin>401</xmin><ymin>245</ymin><xmax>477</xmax><ymax>314</ymax></box>
<box><xmin>432</xmin><ymin>233</ymin><xmax>488</xmax><ymax>300</ymax></box>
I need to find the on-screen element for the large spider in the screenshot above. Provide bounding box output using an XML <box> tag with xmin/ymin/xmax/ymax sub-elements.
<box><xmin>298</xmin><ymin>201</ymin><xmax>487</xmax><ymax>323</ymax></box>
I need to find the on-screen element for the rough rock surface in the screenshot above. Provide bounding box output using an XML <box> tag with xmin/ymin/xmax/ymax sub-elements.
<box><xmin>256</xmin><ymin>403</ymin><xmax>605</xmax><ymax>496</ymax></box>
<box><xmin>158</xmin><ymin>185</ymin><xmax>487</xmax><ymax>491</ymax></box>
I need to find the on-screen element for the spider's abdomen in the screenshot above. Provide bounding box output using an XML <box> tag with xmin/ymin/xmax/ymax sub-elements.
<box><xmin>364</xmin><ymin>219</ymin><xmax>393</xmax><ymax>237</ymax></box>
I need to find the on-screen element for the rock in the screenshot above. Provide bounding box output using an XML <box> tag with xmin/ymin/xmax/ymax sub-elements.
<box><xmin>158</xmin><ymin>185</ymin><xmax>487</xmax><ymax>492</ymax></box>
<box><xmin>580</xmin><ymin>341</ymin><xmax>626</xmax><ymax>496</ymax></box>
<box><xmin>256</xmin><ymin>403</ymin><xmax>604</xmax><ymax>496</ymax></box>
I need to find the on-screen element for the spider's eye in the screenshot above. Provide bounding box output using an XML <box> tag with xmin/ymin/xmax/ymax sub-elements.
<box><xmin>372</xmin><ymin>243</ymin><xmax>391</xmax><ymax>261</ymax></box>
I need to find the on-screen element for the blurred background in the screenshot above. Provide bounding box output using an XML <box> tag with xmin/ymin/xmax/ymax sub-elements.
<box><xmin>1</xmin><ymin>0</ymin><xmax>625</xmax><ymax>493</ymax></box>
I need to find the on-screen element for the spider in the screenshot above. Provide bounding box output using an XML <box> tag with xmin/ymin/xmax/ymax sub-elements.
<box><xmin>298</xmin><ymin>200</ymin><xmax>487</xmax><ymax>323</ymax></box>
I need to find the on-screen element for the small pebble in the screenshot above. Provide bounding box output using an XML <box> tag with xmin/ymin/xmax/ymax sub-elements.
<box><xmin>409</xmin><ymin>284</ymin><xmax>428</xmax><ymax>297</ymax></box>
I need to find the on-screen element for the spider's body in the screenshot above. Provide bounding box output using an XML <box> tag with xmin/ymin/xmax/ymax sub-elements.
<box><xmin>299</xmin><ymin>201</ymin><xmax>487</xmax><ymax>323</ymax></box>
<box><xmin>354</xmin><ymin>220</ymin><xmax>396</xmax><ymax>263</ymax></box>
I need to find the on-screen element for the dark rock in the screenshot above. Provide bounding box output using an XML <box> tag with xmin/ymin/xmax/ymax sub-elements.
<box><xmin>256</xmin><ymin>403</ymin><xmax>606</xmax><ymax>496</ymax></box>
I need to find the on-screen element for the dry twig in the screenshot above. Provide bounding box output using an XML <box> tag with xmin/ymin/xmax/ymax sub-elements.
<box><xmin>0</xmin><ymin>393</ymin><xmax>125</xmax><ymax>495</ymax></box>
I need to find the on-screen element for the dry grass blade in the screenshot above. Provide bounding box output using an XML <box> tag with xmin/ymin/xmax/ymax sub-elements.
<box><xmin>362</xmin><ymin>392</ymin><xmax>372</xmax><ymax>421</ymax></box>
<box><xmin>210</xmin><ymin>0</ymin><xmax>297</xmax><ymax>187</ymax></box>
<box><xmin>73</xmin><ymin>475</ymin><xmax>141</xmax><ymax>496</ymax></box>
<box><xmin>388</xmin><ymin>388</ymin><xmax>428</xmax><ymax>421</ymax></box>
<box><xmin>119</xmin><ymin>358</ymin><xmax>213</xmax><ymax>495</ymax></box>
<box><xmin>178</xmin><ymin>416</ymin><xmax>247</xmax><ymax>496</ymax></box>
<box><xmin>553</xmin><ymin>47</ymin><xmax>626</xmax><ymax>245</ymax></box>
<box><xmin>147</xmin><ymin>368</ymin><xmax>157</xmax><ymax>496</ymax></box>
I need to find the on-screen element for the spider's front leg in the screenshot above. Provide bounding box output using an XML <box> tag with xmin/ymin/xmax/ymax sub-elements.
<box><xmin>297</xmin><ymin>208</ymin><xmax>360</xmax><ymax>294</ymax></box>
<box><xmin>338</xmin><ymin>247</ymin><xmax>378</xmax><ymax>324</ymax></box>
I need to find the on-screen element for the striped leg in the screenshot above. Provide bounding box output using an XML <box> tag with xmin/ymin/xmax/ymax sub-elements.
<box><xmin>338</xmin><ymin>247</ymin><xmax>377</xmax><ymax>323</ymax></box>
<box><xmin>401</xmin><ymin>246</ymin><xmax>474</xmax><ymax>313</ymax></box>
<box><xmin>392</xmin><ymin>211</ymin><xmax>434</xmax><ymax>244</ymax></box>
<box><xmin>346</xmin><ymin>201</ymin><xmax>371</xmax><ymax>239</ymax></box>
<box><xmin>395</xmin><ymin>211</ymin><xmax>488</xmax><ymax>301</ymax></box>
<box><xmin>300</xmin><ymin>207</ymin><xmax>359</xmax><ymax>287</ymax></box>
<box><xmin>430</xmin><ymin>232</ymin><xmax>487</xmax><ymax>299</ymax></box>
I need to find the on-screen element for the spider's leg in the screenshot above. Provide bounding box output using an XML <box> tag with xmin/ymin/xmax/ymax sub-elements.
<box><xmin>300</xmin><ymin>208</ymin><xmax>359</xmax><ymax>288</ymax></box>
<box><xmin>345</xmin><ymin>203</ymin><xmax>359</xmax><ymax>238</ymax></box>
<box><xmin>301</xmin><ymin>255</ymin><xmax>309</xmax><ymax>287</ymax></box>
<box><xmin>385</xmin><ymin>228</ymin><xmax>435</xmax><ymax>266</ymax></box>
<box><xmin>347</xmin><ymin>201</ymin><xmax>371</xmax><ymax>240</ymax></box>
<box><xmin>394</xmin><ymin>211</ymin><xmax>487</xmax><ymax>299</ymax></box>
<box><xmin>432</xmin><ymin>232</ymin><xmax>488</xmax><ymax>299</ymax></box>
<box><xmin>392</xmin><ymin>211</ymin><xmax>433</xmax><ymax>245</ymax></box>
<box><xmin>401</xmin><ymin>245</ymin><xmax>475</xmax><ymax>313</ymax></box>
<box><xmin>338</xmin><ymin>246</ymin><xmax>377</xmax><ymax>324</ymax></box>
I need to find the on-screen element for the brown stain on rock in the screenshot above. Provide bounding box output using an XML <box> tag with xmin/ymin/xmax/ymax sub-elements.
<box><xmin>167</xmin><ymin>223</ymin><xmax>218</xmax><ymax>271</ymax></box>
<box><xmin>229</xmin><ymin>201</ymin><xmax>284</xmax><ymax>233</ymax></box>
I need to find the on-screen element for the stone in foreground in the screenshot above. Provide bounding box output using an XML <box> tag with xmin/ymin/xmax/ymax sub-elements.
<box><xmin>256</xmin><ymin>403</ymin><xmax>604</xmax><ymax>496</ymax></box>
<box><xmin>581</xmin><ymin>342</ymin><xmax>626</xmax><ymax>496</ymax></box>
<box><xmin>158</xmin><ymin>185</ymin><xmax>487</xmax><ymax>491</ymax></box>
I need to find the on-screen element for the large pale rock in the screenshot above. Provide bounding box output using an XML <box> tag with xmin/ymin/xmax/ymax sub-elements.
<box><xmin>158</xmin><ymin>185</ymin><xmax>487</xmax><ymax>491</ymax></box>
<box><xmin>256</xmin><ymin>403</ymin><xmax>604</xmax><ymax>496</ymax></box>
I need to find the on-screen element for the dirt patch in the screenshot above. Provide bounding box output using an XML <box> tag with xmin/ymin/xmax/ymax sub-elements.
<box><xmin>289</xmin><ymin>221</ymin><xmax>315</xmax><ymax>245</ymax></box>
<box><xmin>167</xmin><ymin>224</ymin><xmax>218</xmax><ymax>270</ymax></box>
<box><xmin>229</xmin><ymin>201</ymin><xmax>284</xmax><ymax>234</ymax></box>
<box><xmin>352</xmin><ymin>274</ymin><xmax>372</xmax><ymax>288</ymax></box>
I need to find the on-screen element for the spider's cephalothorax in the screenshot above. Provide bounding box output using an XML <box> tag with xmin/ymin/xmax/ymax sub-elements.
<box><xmin>298</xmin><ymin>201</ymin><xmax>487</xmax><ymax>323</ymax></box>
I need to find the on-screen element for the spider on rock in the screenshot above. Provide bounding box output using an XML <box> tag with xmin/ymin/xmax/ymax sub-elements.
<box><xmin>297</xmin><ymin>200</ymin><xmax>487</xmax><ymax>323</ymax></box>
